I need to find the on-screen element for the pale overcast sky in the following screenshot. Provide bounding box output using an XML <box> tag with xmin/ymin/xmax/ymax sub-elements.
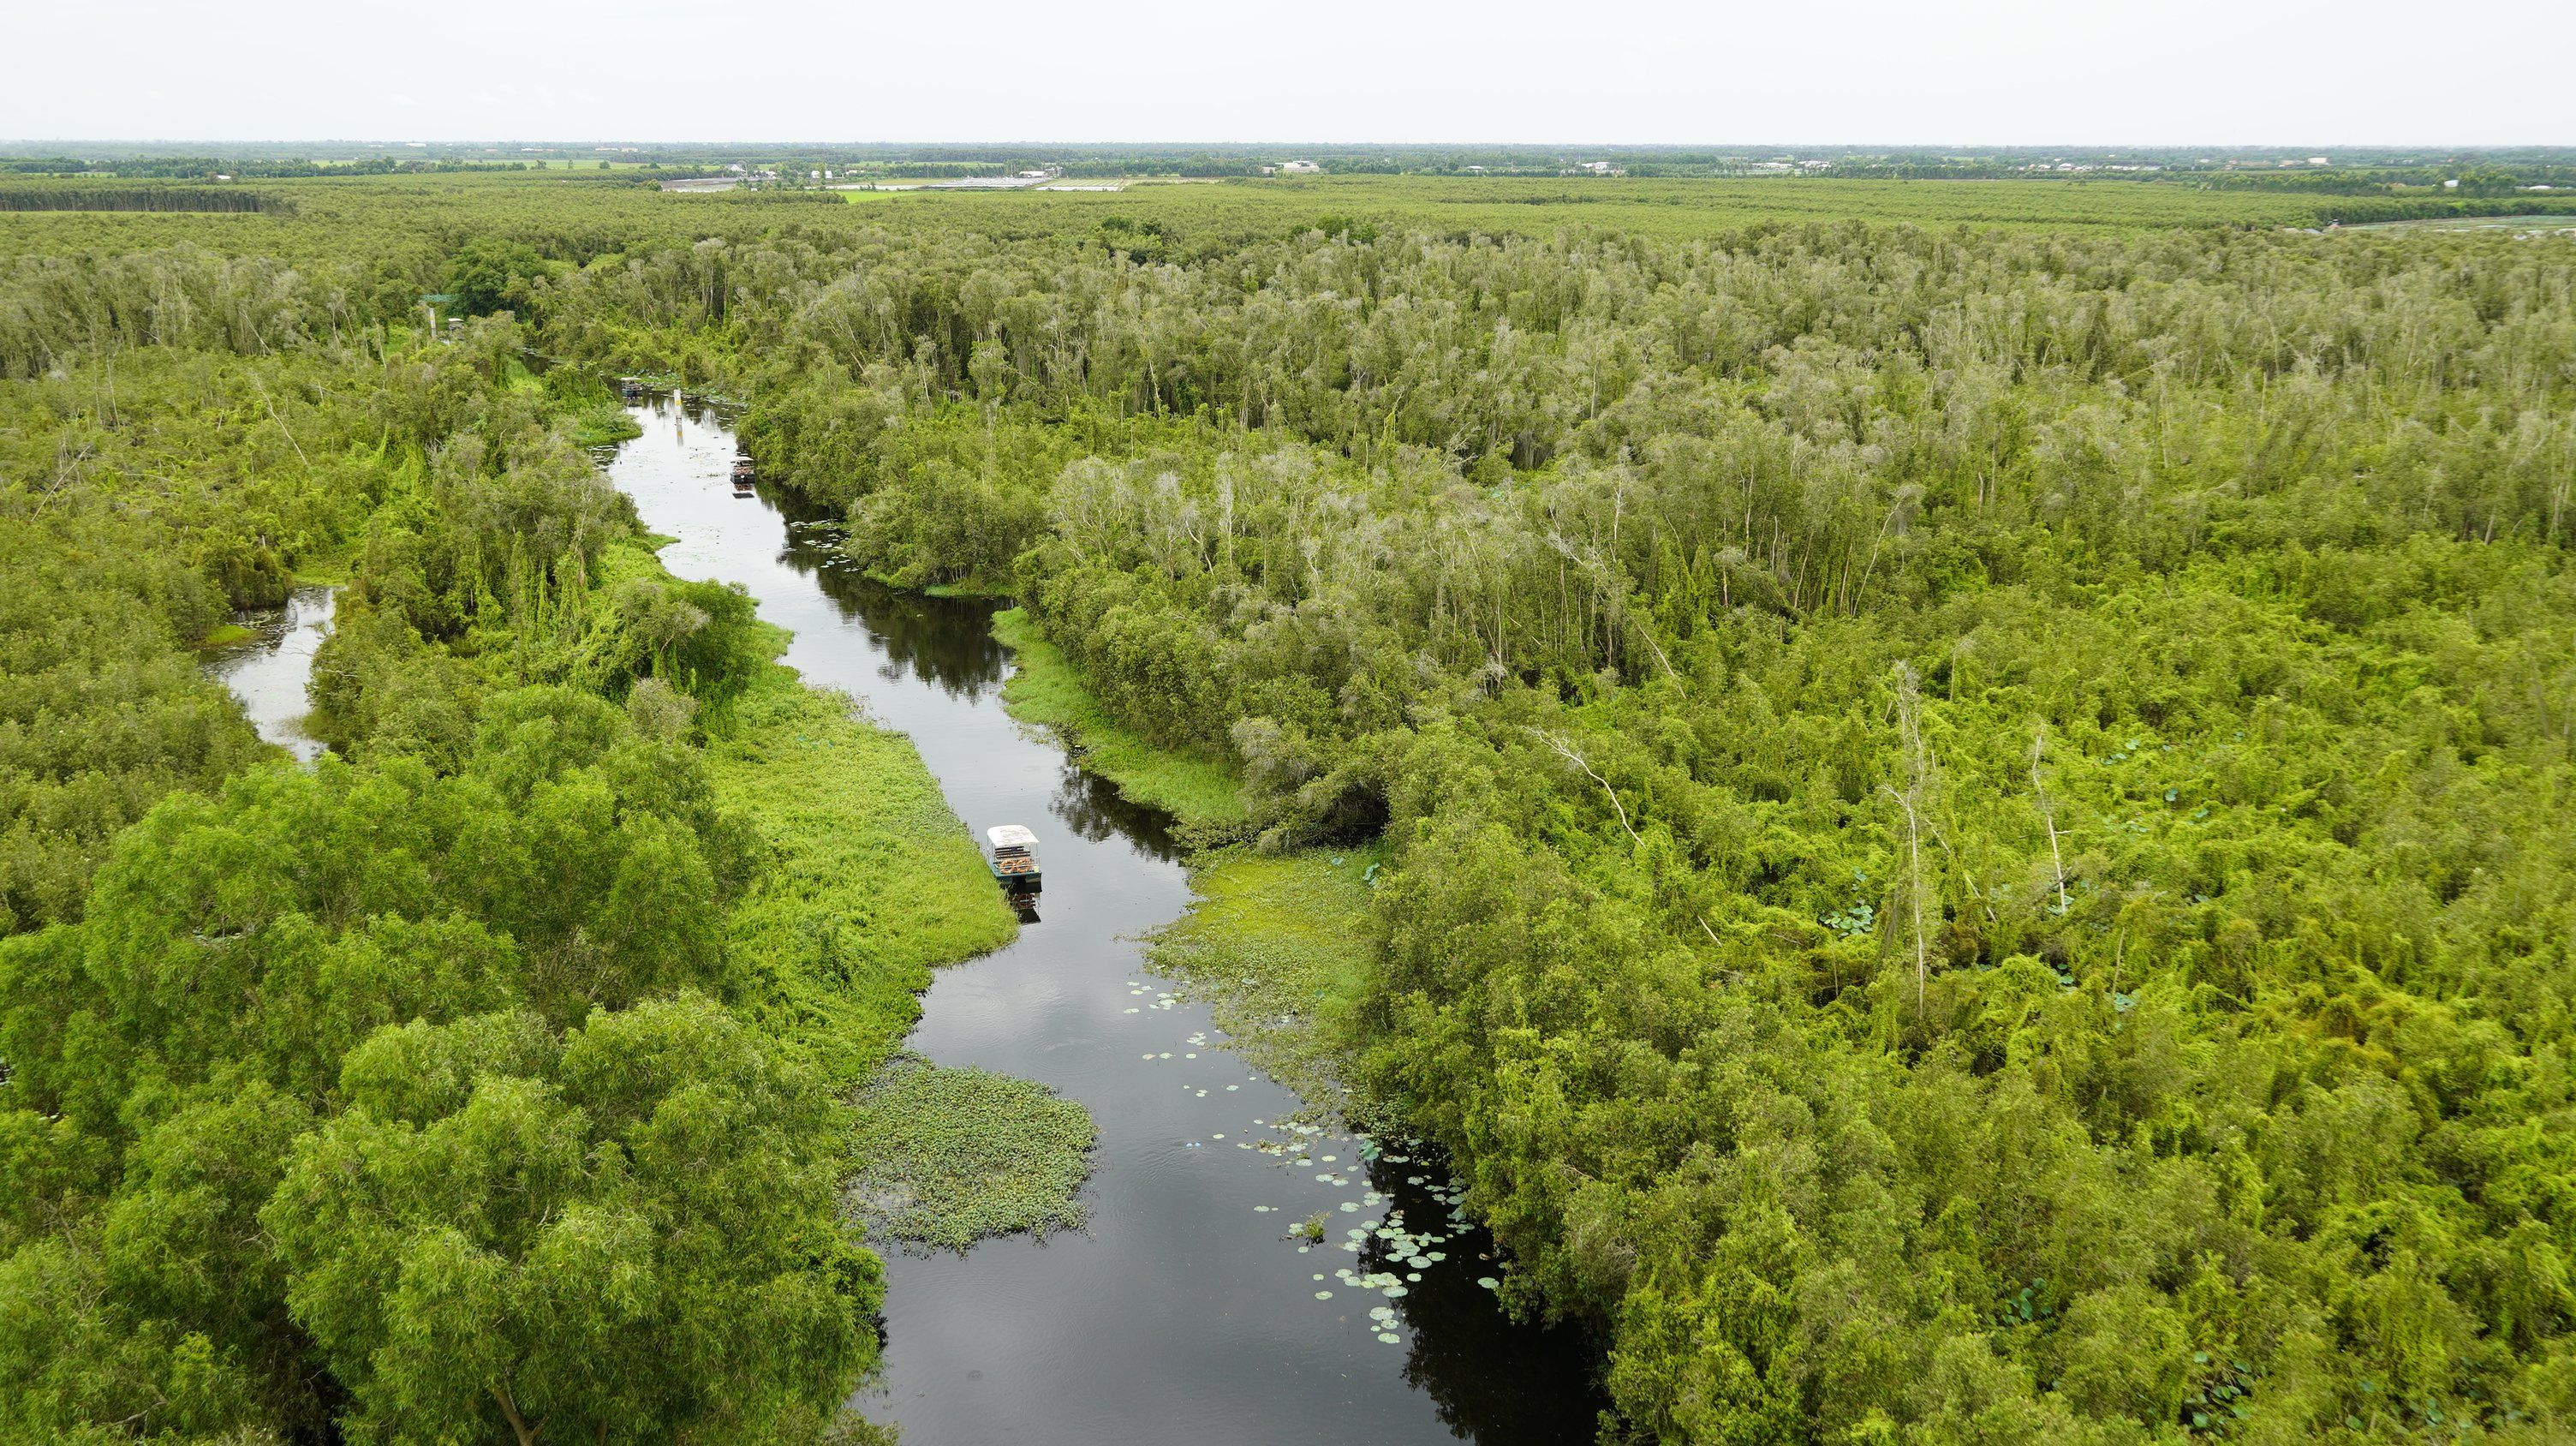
<box><xmin>6</xmin><ymin>0</ymin><xmax>2568</xmax><ymax>146</ymax></box>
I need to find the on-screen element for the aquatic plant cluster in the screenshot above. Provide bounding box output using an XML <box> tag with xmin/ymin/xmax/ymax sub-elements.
<box><xmin>844</xmin><ymin>1057</ymin><xmax>1095</xmax><ymax>1252</ymax></box>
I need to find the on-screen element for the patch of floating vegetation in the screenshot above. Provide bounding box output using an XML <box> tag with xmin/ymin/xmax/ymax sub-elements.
<box><xmin>844</xmin><ymin>1055</ymin><xmax>1097</xmax><ymax>1252</ymax></box>
<box><xmin>1219</xmin><ymin>1108</ymin><xmax>1507</xmax><ymax>1348</ymax></box>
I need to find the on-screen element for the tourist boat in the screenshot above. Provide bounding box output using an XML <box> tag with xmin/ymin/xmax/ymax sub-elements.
<box><xmin>730</xmin><ymin>455</ymin><xmax>756</xmax><ymax>495</ymax></box>
<box><xmin>618</xmin><ymin>377</ymin><xmax>643</xmax><ymax>401</ymax></box>
<box><xmin>985</xmin><ymin>824</ymin><xmax>1041</xmax><ymax>901</ymax></box>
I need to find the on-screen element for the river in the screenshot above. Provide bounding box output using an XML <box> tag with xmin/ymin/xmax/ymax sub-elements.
<box><xmin>201</xmin><ymin>585</ymin><xmax>335</xmax><ymax>762</ymax></box>
<box><xmin>604</xmin><ymin>392</ymin><xmax>1602</xmax><ymax>1444</ymax></box>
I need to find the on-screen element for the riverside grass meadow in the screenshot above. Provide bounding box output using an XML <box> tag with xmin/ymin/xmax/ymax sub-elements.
<box><xmin>6</xmin><ymin>155</ymin><xmax>2576</xmax><ymax>1443</ymax></box>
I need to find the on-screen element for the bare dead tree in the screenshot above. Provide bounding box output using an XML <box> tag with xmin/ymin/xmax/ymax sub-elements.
<box><xmin>1882</xmin><ymin>664</ymin><xmax>1935</xmax><ymax>1019</ymax></box>
<box><xmin>2030</xmin><ymin>723</ymin><xmax>2069</xmax><ymax>917</ymax></box>
<box><xmin>1534</xmin><ymin>728</ymin><xmax>1642</xmax><ymax>847</ymax></box>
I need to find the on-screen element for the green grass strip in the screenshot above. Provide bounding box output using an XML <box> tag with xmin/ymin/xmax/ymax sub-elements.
<box><xmin>1148</xmin><ymin>847</ymin><xmax>1381</xmax><ymax>1111</ymax></box>
<box><xmin>705</xmin><ymin>666</ymin><xmax>1017</xmax><ymax>1090</ymax></box>
<box><xmin>991</xmin><ymin>606</ymin><xmax>1249</xmax><ymax>833</ymax></box>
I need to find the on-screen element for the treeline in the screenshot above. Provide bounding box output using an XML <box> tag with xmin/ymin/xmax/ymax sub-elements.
<box><xmin>0</xmin><ymin>186</ymin><xmax>289</xmax><ymax>214</ymax></box>
<box><xmin>0</xmin><ymin>249</ymin><xmax>894</xmax><ymax>1442</ymax></box>
<box><xmin>2309</xmin><ymin>195</ymin><xmax>2576</xmax><ymax>225</ymax></box>
<box><xmin>520</xmin><ymin>218</ymin><xmax>2576</xmax><ymax>1442</ymax></box>
<box><xmin>0</xmin><ymin>155</ymin><xmax>545</xmax><ymax>179</ymax></box>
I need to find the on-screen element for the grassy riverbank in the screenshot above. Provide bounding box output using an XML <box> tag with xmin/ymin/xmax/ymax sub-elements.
<box><xmin>987</xmin><ymin>598</ymin><xmax>1386</xmax><ymax>1132</ymax></box>
<box><xmin>1145</xmin><ymin>848</ymin><xmax>1381</xmax><ymax>1112</ymax></box>
<box><xmin>991</xmin><ymin>606</ymin><xmax>1248</xmax><ymax>834</ymax></box>
<box><xmin>989</xmin><ymin>605</ymin><xmax>1377</xmax><ymax>1111</ymax></box>
<box><xmin>701</xmin><ymin>666</ymin><xmax>1020</xmax><ymax>1090</ymax></box>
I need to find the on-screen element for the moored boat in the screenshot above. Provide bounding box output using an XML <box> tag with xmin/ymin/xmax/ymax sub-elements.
<box><xmin>985</xmin><ymin>824</ymin><xmax>1041</xmax><ymax>901</ymax></box>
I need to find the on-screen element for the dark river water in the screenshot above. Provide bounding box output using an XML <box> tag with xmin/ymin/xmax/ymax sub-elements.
<box><xmin>604</xmin><ymin>394</ymin><xmax>1603</xmax><ymax>1445</ymax></box>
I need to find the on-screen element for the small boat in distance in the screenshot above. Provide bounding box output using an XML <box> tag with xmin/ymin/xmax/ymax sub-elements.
<box><xmin>731</xmin><ymin>455</ymin><xmax>755</xmax><ymax>496</ymax></box>
<box><xmin>985</xmin><ymin>824</ymin><xmax>1041</xmax><ymax>903</ymax></box>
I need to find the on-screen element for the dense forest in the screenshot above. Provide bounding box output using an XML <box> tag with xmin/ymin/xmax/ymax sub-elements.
<box><xmin>5</xmin><ymin>171</ymin><xmax>2576</xmax><ymax>1443</ymax></box>
<box><xmin>0</xmin><ymin>238</ymin><xmax>1016</xmax><ymax>1442</ymax></box>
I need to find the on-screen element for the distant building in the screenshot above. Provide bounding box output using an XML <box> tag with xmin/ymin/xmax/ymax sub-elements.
<box><xmin>2308</xmin><ymin>157</ymin><xmax>2331</xmax><ymax>166</ymax></box>
<box><xmin>1279</xmin><ymin>160</ymin><xmax>1322</xmax><ymax>175</ymax></box>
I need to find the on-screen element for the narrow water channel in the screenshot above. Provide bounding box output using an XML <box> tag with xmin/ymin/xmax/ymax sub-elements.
<box><xmin>605</xmin><ymin>394</ymin><xmax>1603</xmax><ymax>1444</ymax></box>
<box><xmin>201</xmin><ymin>585</ymin><xmax>335</xmax><ymax>762</ymax></box>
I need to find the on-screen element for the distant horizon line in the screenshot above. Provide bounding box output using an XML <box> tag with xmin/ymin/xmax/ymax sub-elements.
<box><xmin>8</xmin><ymin>139</ymin><xmax>2572</xmax><ymax>152</ymax></box>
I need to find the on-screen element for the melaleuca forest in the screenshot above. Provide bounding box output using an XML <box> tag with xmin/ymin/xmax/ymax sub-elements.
<box><xmin>6</xmin><ymin>13</ymin><xmax>2576</xmax><ymax>1444</ymax></box>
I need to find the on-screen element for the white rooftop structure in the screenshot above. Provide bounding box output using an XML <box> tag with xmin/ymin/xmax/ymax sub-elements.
<box><xmin>987</xmin><ymin>824</ymin><xmax>1038</xmax><ymax>850</ymax></box>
